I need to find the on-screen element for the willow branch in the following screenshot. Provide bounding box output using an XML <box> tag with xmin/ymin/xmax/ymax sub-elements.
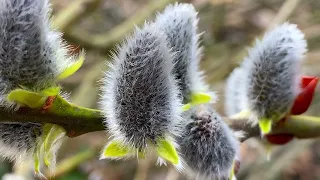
<box><xmin>52</xmin><ymin>0</ymin><xmax>102</xmax><ymax>31</ymax></box>
<box><xmin>2</xmin><ymin>95</ymin><xmax>320</xmax><ymax>144</ymax></box>
<box><xmin>47</xmin><ymin>148</ymin><xmax>96</xmax><ymax>178</ymax></box>
<box><xmin>0</xmin><ymin>107</ymin><xmax>103</xmax><ymax>137</ymax></box>
<box><xmin>63</xmin><ymin>0</ymin><xmax>178</xmax><ymax>51</ymax></box>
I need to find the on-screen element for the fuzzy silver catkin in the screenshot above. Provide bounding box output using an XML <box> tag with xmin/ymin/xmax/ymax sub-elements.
<box><xmin>155</xmin><ymin>3</ymin><xmax>210</xmax><ymax>103</ymax></box>
<box><xmin>0</xmin><ymin>0</ymin><xmax>74</xmax><ymax>102</ymax></box>
<box><xmin>178</xmin><ymin>106</ymin><xmax>239</xmax><ymax>179</ymax></box>
<box><xmin>0</xmin><ymin>0</ymin><xmax>74</xmax><ymax>161</ymax></box>
<box><xmin>0</xmin><ymin>123</ymin><xmax>42</xmax><ymax>161</ymax></box>
<box><xmin>100</xmin><ymin>23</ymin><xmax>181</xmax><ymax>150</ymax></box>
<box><xmin>225</xmin><ymin>67</ymin><xmax>249</xmax><ymax>117</ymax></box>
<box><xmin>242</xmin><ymin>22</ymin><xmax>307</xmax><ymax>120</ymax></box>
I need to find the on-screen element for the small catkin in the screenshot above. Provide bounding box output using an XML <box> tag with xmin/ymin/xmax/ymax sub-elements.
<box><xmin>242</xmin><ymin>22</ymin><xmax>307</xmax><ymax>120</ymax></box>
<box><xmin>100</xmin><ymin>23</ymin><xmax>181</xmax><ymax>150</ymax></box>
<box><xmin>225</xmin><ymin>67</ymin><xmax>249</xmax><ymax>117</ymax></box>
<box><xmin>155</xmin><ymin>3</ymin><xmax>211</xmax><ymax>103</ymax></box>
<box><xmin>0</xmin><ymin>0</ymin><xmax>75</xmax><ymax>161</ymax></box>
<box><xmin>178</xmin><ymin>105</ymin><xmax>239</xmax><ymax>179</ymax></box>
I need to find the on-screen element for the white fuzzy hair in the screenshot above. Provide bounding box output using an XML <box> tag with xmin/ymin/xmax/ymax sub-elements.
<box><xmin>99</xmin><ymin>23</ymin><xmax>182</xmax><ymax>162</ymax></box>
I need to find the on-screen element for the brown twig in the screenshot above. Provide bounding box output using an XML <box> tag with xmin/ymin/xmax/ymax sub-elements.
<box><xmin>63</xmin><ymin>0</ymin><xmax>179</xmax><ymax>51</ymax></box>
<box><xmin>52</xmin><ymin>0</ymin><xmax>102</xmax><ymax>31</ymax></box>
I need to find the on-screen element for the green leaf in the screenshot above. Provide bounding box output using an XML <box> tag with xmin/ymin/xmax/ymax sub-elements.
<box><xmin>156</xmin><ymin>139</ymin><xmax>179</xmax><ymax>165</ymax></box>
<box><xmin>7</xmin><ymin>89</ymin><xmax>46</xmax><ymax>108</ymax></box>
<box><xmin>190</xmin><ymin>92</ymin><xmax>212</xmax><ymax>105</ymax></box>
<box><xmin>40</xmin><ymin>86</ymin><xmax>61</xmax><ymax>96</ymax></box>
<box><xmin>181</xmin><ymin>103</ymin><xmax>191</xmax><ymax>112</ymax></box>
<box><xmin>181</xmin><ymin>92</ymin><xmax>212</xmax><ymax>112</ymax></box>
<box><xmin>101</xmin><ymin>141</ymin><xmax>130</xmax><ymax>159</ymax></box>
<box><xmin>33</xmin><ymin>148</ymin><xmax>41</xmax><ymax>174</ymax></box>
<box><xmin>33</xmin><ymin>139</ymin><xmax>44</xmax><ymax>177</ymax></box>
<box><xmin>259</xmin><ymin>118</ymin><xmax>272</xmax><ymax>135</ymax></box>
<box><xmin>58</xmin><ymin>53</ymin><xmax>85</xmax><ymax>80</ymax></box>
<box><xmin>229</xmin><ymin>160</ymin><xmax>237</xmax><ymax>180</ymax></box>
<box><xmin>43</xmin><ymin>124</ymin><xmax>66</xmax><ymax>167</ymax></box>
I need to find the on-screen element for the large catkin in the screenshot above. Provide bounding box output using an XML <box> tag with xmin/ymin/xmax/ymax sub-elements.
<box><xmin>0</xmin><ymin>0</ymin><xmax>76</xmax><ymax>162</ymax></box>
<box><xmin>243</xmin><ymin>23</ymin><xmax>307</xmax><ymax>121</ymax></box>
<box><xmin>100</xmin><ymin>23</ymin><xmax>182</xmax><ymax>150</ymax></box>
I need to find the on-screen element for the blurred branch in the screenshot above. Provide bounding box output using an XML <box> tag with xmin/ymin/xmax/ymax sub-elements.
<box><xmin>229</xmin><ymin>0</ymin><xmax>300</xmax><ymax>68</ymax></box>
<box><xmin>209</xmin><ymin>0</ymin><xmax>234</xmax><ymax>6</ymax></box>
<box><xmin>53</xmin><ymin>0</ymin><xmax>102</xmax><ymax>31</ymax></box>
<box><xmin>165</xmin><ymin>167</ymin><xmax>180</xmax><ymax>180</ymax></box>
<box><xmin>47</xmin><ymin>148</ymin><xmax>96</xmax><ymax>178</ymax></box>
<box><xmin>63</xmin><ymin>0</ymin><xmax>178</xmax><ymax>51</ymax></box>
<box><xmin>70</xmin><ymin>0</ymin><xmax>180</xmax><ymax>107</ymax></box>
<box><xmin>266</xmin><ymin>0</ymin><xmax>300</xmax><ymax>31</ymax></box>
<box><xmin>133</xmin><ymin>158</ymin><xmax>153</xmax><ymax>180</ymax></box>
<box><xmin>228</xmin><ymin>114</ymin><xmax>320</xmax><ymax>142</ymax></box>
<box><xmin>71</xmin><ymin>61</ymin><xmax>105</xmax><ymax>107</ymax></box>
<box><xmin>243</xmin><ymin>140</ymin><xmax>314</xmax><ymax>180</ymax></box>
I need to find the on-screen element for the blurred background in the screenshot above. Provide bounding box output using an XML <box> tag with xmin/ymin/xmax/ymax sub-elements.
<box><xmin>1</xmin><ymin>0</ymin><xmax>320</xmax><ymax>179</ymax></box>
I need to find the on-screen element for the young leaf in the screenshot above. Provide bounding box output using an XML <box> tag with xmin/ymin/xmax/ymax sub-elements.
<box><xmin>181</xmin><ymin>103</ymin><xmax>192</xmax><ymax>111</ymax></box>
<box><xmin>40</xmin><ymin>86</ymin><xmax>61</xmax><ymax>96</ymax></box>
<box><xmin>33</xmin><ymin>139</ymin><xmax>43</xmax><ymax>175</ymax></box>
<box><xmin>101</xmin><ymin>141</ymin><xmax>131</xmax><ymax>159</ymax></box>
<box><xmin>190</xmin><ymin>92</ymin><xmax>212</xmax><ymax>106</ymax></box>
<box><xmin>182</xmin><ymin>92</ymin><xmax>212</xmax><ymax>111</ymax></box>
<box><xmin>156</xmin><ymin>139</ymin><xmax>179</xmax><ymax>165</ymax></box>
<box><xmin>43</xmin><ymin>124</ymin><xmax>66</xmax><ymax>167</ymax></box>
<box><xmin>57</xmin><ymin>53</ymin><xmax>85</xmax><ymax>80</ymax></box>
<box><xmin>229</xmin><ymin>160</ymin><xmax>237</xmax><ymax>180</ymax></box>
<box><xmin>7</xmin><ymin>89</ymin><xmax>46</xmax><ymax>108</ymax></box>
<box><xmin>259</xmin><ymin>118</ymin><xmax>272</xmax><ymax>135</ymax></box>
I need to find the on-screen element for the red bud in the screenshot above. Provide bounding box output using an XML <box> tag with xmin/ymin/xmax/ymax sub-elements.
<box><xmin>291</xmin><ymin>76</ymin><xmax>319</xmax><ymax>115</ymax></box>
<box><xmin>265</xmin><ymin>133</ymin><xmax>294</xmax><ymax>145</ymax></box>
<box><xmin>234</xmin><ymin>160</ymin><xmax>241</xmax><ymax>175</ymax></box>
<box><xmin>266</xmin><ymin>76</ymin><xmax>318</xmax><ymax>145</ymax></box>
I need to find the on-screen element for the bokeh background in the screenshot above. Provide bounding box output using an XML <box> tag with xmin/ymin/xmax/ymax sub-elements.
<box><xmin>1</xmin><ymin>0</ymin><xmax>320</xmax><ymax>179</ymax></box>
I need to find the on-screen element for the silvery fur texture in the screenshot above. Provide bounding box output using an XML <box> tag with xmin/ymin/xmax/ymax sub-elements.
<box><xmin>178</xmin><ymin>106</ymin><xmax>239</xmax><ymax>179</ymax></box>
<box><xmin>225</xmin><ymin>67</ymin><xmax>249</xmax><ymax>117</ymax></box>
<box><xmin>243</xmin><ymin>22</ymin><xmax>307</xmax><ymax>120</ymax></box>
<box><xmin>100</xmin><ymin>23</ymin><xmax>182</xmax><ymax>151</ymax></box>
<box><xmin>0</xmin><ymin>0</ymin><xmax>74</xmax><ymax>161</ymax></box>
<box><xmin>155</xmin><ymin>3</ymin><xmax>211</xmax><ymax>103</ymax></box>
